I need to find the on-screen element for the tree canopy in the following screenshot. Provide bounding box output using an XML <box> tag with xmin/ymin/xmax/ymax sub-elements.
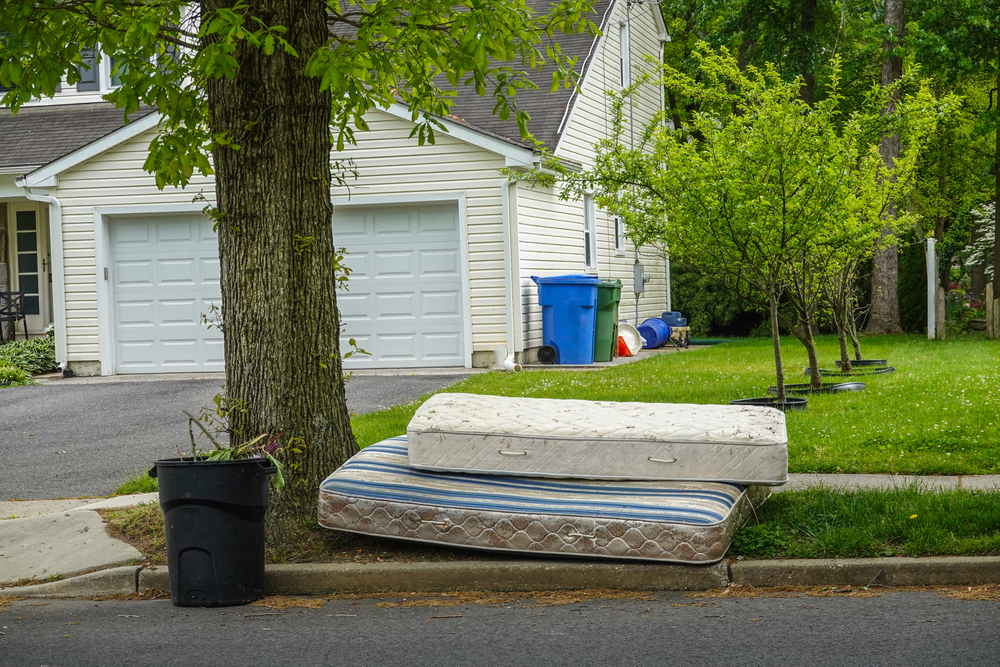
<box><xmin>0</xmin><ymin>0</ymin><xmax>597</xmax><ymax>547</ymax></box>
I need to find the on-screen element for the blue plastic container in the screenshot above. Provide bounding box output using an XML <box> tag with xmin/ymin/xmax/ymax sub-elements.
<box><xmin>638</xmin><ymin>318</ymin><xmax>672</xmax><ymax>349</ymax></box>
<box><xmin>661</xmin><ymin>311</ymin><xmax>687</xmax><ymax>327</ymax></box>
<box><xmin>531</xmin><ymin>275</ymin><xmax>599</xmax><ymax>364</ymax></box>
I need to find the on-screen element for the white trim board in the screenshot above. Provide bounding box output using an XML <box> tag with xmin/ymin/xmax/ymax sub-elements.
<box><xmin>381</xmin><ymin>103</ymin><xmax>535</xmax><ymax>168</ymax></box>
<box><xmin>331</xmin><ymin>191</ymin><xmax>474</xmax><ymax>369</ymax></box>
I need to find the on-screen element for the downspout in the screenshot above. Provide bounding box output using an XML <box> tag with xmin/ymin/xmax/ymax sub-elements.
<box><xmin>22</xmin><ymin>188</ymin><xmax>68</xmax><ymax>374</ymax></box>
<box><xmin>501</xmin><ymin>179</ymin><xmax>515</xmax><ymax>350</ymax></box>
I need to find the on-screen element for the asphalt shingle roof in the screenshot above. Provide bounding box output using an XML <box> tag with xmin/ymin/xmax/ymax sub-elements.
<box><xmin>0</xmin><ymin>103</ymin><xmax>156</xmax><ymax>171</ymax></box>
<box><xmin>438</xmin><ymin>0</ymin><xmax>615</xmax><ymax>149</ymax></box>
<box><xmin>0</xmin><ymin>1</ymin><xmax>616</xmax><ymax>172</ymax></box>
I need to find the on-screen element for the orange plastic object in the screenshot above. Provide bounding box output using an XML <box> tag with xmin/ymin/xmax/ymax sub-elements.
<box><xmin>617</xmin><ymin>336</ymin><xmax>632</xmax><ymax>357</ymax></box>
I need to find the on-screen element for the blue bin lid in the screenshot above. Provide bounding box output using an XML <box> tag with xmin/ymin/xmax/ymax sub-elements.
<box><xmin>531</xmin><ymin>274</ymin><xmax>600</xmax><ymax>285</ymax></box>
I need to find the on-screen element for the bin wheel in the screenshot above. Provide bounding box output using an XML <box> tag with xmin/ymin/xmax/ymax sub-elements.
<box><xmin>537</xmin><ymin>345</ymin><xmax>557</xmax><ymax>364</ymax></box>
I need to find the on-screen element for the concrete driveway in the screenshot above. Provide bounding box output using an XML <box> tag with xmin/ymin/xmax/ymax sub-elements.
<box><xmin>0</xmin><ymin>373</ymin><xmax>470</xmax><ymax>501</ymax></box>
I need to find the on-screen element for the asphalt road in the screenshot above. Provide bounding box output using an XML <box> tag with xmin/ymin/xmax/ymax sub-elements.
<box><xmin>1</xmin><ymin>592</ymin><xmax>997</xmax><ymax>666</ymax></box>
<box><xmin>0</xmin><ymin>374</ymin><xmax>467</xmax><ymax>500</ymax></box>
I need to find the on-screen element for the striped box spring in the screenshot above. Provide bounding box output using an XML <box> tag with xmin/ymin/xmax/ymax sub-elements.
<box><xmin>318</xmin><ymin>436</ymin><xmax>769</xmax><ymax>563</ymax></box>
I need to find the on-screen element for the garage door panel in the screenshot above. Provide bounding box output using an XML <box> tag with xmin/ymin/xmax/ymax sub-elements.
<box><xmin>116</xmin><ymin>260</ymin><xmax>154</xmax><ymax>286</ymax></box>
<box><xmin>419</xmin><ymin>249</ymin><xmax>460</xmax><ymax>276</ymax></box>
<box><xmin>156</xmin><ymin>219</ymin><xmax>198</xmax><ymax>244</ymax></box>
<box><xmin>373</xmin><ymin>251</ymin><xmax>416</xmax><ymax>278</ymax></box>
<box><xmin>111</xmin><ymin>214</ymin><xmax>223</xmax><ymax>374</ymax></box>
<box><xmin>373</xmin><ymin>212</ymin><xmax>412</xmax><ymax>236</ymax></box>
<box><xmin>374</xmin><ymin>292</ymin><xmax>417</xmax><ymax>320</ymax></box>
<box><xmin>158</xmin><ymin>259</ymin><xmax>198</xmax><ymax>285</ymax></box>
<box><xmin>113</xmin><ymin>222</ymin><xmax>153</xmax><ymax>246</ymax></box>
<box><xmin>423</xmin><ymin>333</ymin><xmax>462</xmax><ymax>359</ymax></box>
<box><xmin>421</xmin><ymin>291</ymin><xmax>461</xmax><ymax>318</ymax></box>
<box><xmin>335</xmin><ymin>202</ymin><xmax>466</xmax><ymax>368</ymax></box>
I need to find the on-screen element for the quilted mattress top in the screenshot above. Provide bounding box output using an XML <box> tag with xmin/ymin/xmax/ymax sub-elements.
<box><xmin>408</xmin><ymin>393</ymin><xmax>787</xmax><ymax>446</ymax></box>
<box><xmin>321</xmin><ymin>437</ymin><xmax>749</xmax><ymax>526</ymax></box>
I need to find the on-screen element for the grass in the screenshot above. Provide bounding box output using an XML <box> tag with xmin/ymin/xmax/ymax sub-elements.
<box><xmin>732</xmin><ymin>486</ymin><xmax>1000</xmax><ymax>559</ymax></box>
<box><xmin>113</xmin><ymin>472</ymin><xmax>158</xmax><ymax>496</ymax></box>
<box><xmin>100</xmin><ymin>487</ymin><xmax>1000</xmax><ymax>563</ymax></box>
<box><xmin>350</xmin><ymin>333</ymin><xmax>1000</xmax><ymax>475</ymax></box>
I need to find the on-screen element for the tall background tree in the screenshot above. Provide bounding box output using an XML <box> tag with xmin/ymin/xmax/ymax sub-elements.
<box><xmin>867</xmin><ymin>0</ymin><xmax>905</xmax><ymax>333</ymax></box>
<box><xmin>0</xmin><ymin>0</ymin><xmax>595</xmax><ymax>548</ymax></box>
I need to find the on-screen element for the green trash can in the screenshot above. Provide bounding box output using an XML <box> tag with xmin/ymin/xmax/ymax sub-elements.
<box><xmin>594</xmin><ymin>279</ymin><xmax>622</xmax><ymax>362</ymax></box>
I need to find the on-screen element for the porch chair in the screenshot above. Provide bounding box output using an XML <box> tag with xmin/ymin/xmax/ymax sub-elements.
<box><xmin>0</xmin><ymin>291</ymin><xmax>29</xmax><ymax>344</ymax></box>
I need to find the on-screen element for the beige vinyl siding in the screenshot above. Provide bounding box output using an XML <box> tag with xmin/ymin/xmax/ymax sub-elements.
<box><xmin>54</xmin><ymin>127</ymin><xmax>216</xmax><ymax>362</ymax></box>
<box><xmin>333</xmin><ymin>110</ymin><xmax>509</xmax><ymax>353</ymax></box>
<box><xmin>516</xmin><ymin>0</ymin><xmax>668</xmax><ymax>350</ymax></box>
<box><xmin>55</xmin><ymin>109</ymin><xmax>511</xmax><ymax>363</ymax></box>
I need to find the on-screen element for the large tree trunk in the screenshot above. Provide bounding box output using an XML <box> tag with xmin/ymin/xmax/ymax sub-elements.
<box><xmin>868</xmin><ymin>0</ymin><xmax>905</xmax><ymax>334</ymax></box>
<box><xmin>995</xmin><ymin>65</ymin><xmax>1000</xmax><ymax>287</ymax></box>
<box><xmin>204</xmin><ymin>0</ymin><xmax>358</xmax><ymax>550</ymax></box>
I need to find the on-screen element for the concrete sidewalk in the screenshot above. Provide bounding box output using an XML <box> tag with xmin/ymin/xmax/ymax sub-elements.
<box><xmin>2</xmin><ymin>477</ymin><xmax>999</xmax><ymax>596</ymax></box>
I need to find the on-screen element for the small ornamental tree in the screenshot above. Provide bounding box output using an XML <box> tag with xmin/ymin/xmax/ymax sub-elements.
<box><xmin>524</xmin><ymin>46</ymin><xmax>940</xmax><ymax>398</ymax></box>
<box><xmin>0</xmin><ymin>0</ymin><xmax>597</xmax><ymax>548</ymax></box>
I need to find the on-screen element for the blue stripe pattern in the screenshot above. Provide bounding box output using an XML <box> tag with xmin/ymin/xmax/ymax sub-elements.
<box><xmin>321</xmin><ymin>436</ymin><xmax>747</xmax><ymax>526</ymax></box>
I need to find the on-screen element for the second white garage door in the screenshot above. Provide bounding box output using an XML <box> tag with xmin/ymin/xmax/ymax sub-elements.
<box><xmin>334</xmin><ymin>201</ymin><xmax>467</xmax><ymax>368</ymax></box>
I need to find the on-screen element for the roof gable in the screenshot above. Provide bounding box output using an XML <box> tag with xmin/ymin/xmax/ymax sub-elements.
<box><xmin>0</xmin><ymin>103</ymin><xmax>156</xmax><ymax>172</ymax></box>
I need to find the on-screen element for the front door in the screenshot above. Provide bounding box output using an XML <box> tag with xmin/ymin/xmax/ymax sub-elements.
<box><xmin>7</xmin><ymin>203</ymin><xmax>51</xmax><ymax>336</ymax></box>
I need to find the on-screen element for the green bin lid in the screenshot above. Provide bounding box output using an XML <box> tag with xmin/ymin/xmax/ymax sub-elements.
<box><xmin>598</xmin><ymin>279</ymin><xmax>622</xmax><ymax>287</ymax></box>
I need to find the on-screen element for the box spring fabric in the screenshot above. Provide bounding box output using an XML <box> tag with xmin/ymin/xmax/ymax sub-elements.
<box><xmin>318</xmin><ymin>437</ymin><xmax>770</xmax><ymax>563</ymax></box>
<box><xmin>407</xmin><ymin>394</ymin><xmax>788</xmax><ymax>485</ymax></box>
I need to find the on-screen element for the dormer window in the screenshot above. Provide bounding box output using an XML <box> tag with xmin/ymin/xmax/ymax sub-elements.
<box><xmin>76</xmin><ymin>46</ymin><xmax>125</xmax><ymax>93</ymax></box>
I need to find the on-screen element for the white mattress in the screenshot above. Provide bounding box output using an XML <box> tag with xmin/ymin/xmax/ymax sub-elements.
<box><xmin>407</xmin><ymin>393</ymin><xmax>788</xmax><ymax>485</ymax></box>
<box><xmin>318</xmin><ymin>437</ymin><xmax>770</xmax><ymax>563</ymax></box>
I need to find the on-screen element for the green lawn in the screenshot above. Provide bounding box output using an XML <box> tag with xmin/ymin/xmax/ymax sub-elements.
<box><xmin>351</xmin><ymin>334</ymin><xmax>1000</xmax><ymax>475</ymax></box>
<box><xmin>732</xmin><ymin>486</ymin><xmax>1000</xmax><ymax>558</ymax></box>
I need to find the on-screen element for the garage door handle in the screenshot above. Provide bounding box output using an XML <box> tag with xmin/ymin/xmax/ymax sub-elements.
<box><xmin>648</xmin><ymin>456</ymin><xmax>677</xmax><ymax>464</ymax></box>
<box><xmin>498</xmin><ymin>450</ymin><xmax>528</xmax><ymax>456</ymax></box>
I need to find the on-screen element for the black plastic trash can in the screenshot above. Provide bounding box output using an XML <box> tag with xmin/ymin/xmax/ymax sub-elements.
<box><xmin>149</xmin><ymin>457</ymin><xmax>274</xmax><ymax>607</ymax></box>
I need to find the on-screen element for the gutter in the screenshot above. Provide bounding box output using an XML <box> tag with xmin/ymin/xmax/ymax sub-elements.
<box><xmin>19</xmin><ymin>187</ymin><xmax>69</xmax><ymax>374</ymax></box>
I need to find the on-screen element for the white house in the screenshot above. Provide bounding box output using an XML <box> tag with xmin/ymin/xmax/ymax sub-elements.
<box><xmin>0</xmin><ymin>0</ymin><xmax>672</xmax><ymax>376</ymax></box>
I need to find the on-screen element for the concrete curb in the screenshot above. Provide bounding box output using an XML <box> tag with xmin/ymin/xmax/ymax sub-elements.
<box><xmin>8</xmin><ymin>556</ymin><xmax>1000</xmax><ymax>599</ymax></box>
<box><xmin>731</xmin><ymin>556</ymin><xmax>1000</xmax><ymax>588</ymax></box>
<box><xmin>0</xmin><ymin>566</ymin><xmax>140</xmax><ymax>598</ymax></box>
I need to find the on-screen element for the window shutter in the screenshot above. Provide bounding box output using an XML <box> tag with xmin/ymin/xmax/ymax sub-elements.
<box><xmin>77</xmin><ymin>46</ymin><xmax>100</xmax><ymax>91</ymax></box>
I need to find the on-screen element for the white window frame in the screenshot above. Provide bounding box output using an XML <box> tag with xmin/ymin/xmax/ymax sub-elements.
<box><xmin>584</xmin><ymin>195</ymin><xmax>598</xmax><ymax>272</ymax></box>
<box><xmin>614</xmin><ymin>216</ymin><xmax>626</xmax><ymax>256</ymax></box>
<box><xmin>619</xmin><ymin>21</ymin><xmax>631</xmax><ymax>89</ymax></box>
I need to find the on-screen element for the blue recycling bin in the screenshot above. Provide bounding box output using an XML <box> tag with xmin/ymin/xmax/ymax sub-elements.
<box><xmin>531</xmin><ymin>275</ymin><xmax>599</xmax><ymax>364</ymax></box>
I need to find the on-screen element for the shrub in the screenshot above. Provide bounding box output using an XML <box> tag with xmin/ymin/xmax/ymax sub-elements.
<box><xmin>0</xmin><ymin>364</ymin><xmax>37</xmax><ymax>387</ymax></box>
<box><xmin>0</xmin><ymin>335</ymin><xmax>57</xmax><ymax>375</ymax></box>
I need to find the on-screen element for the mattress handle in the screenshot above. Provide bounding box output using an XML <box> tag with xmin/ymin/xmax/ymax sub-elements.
<box><xmin>568</xmin><ymin>532</ymin><xmax>596</xmax><ymax>540</ymax></box>
<box><xmin>497</xmin><ymin>450</ymin><xmax>529</xmax><ymax>456</ymax></box>
<box><xmin>418</xmin><ymin>520</ymin><xmax>450</xmax><ymax>530</ymax></box>
<box><xmin>648</xmin><ymin>456</ymin><xmax>678</xmax><ymax>464</ymax></box>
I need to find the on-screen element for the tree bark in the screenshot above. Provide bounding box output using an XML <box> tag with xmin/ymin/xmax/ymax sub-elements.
<box><xmin>798</xmin><ymin>0</ymin><xmax>817</xmax><ymax>104</ymax></box>
<box><xmin>868</xmin><ymin>0</ymin><xmax>905</xmax><ymax>334</ymax></box>
<box><xmin>995</xmin><ymin>65</ymin><xmax>1000</xmax><ymax>287</ymax></box>
<box><xmin>837</xmin><ymin>297</ymin><xmax>852</xmax><ymax>372</ymax></box>
<box><xmin>203</xmin><ymin>0</ymin><xmax>358</xmax><ymax>550</ymax></box>
<box><xmin>794</xmin><ymin>319</ymin><xmax>821</xmax><ymax>389</ymax></box>
<box><xmin>769</xmin><ymin>290</ymin><xmax>786</xmax><ymax>402</ymax></box>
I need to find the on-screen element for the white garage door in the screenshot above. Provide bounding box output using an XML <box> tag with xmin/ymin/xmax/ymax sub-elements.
<box><xmin>334</xmin><ymin>201</ymin><xmax>466</xmax><ymax>368</ymax></box>
<box><xmin>110</xmin><ymin>215</ymin><xmax>224</xmax><ymax>374</ymax></box>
